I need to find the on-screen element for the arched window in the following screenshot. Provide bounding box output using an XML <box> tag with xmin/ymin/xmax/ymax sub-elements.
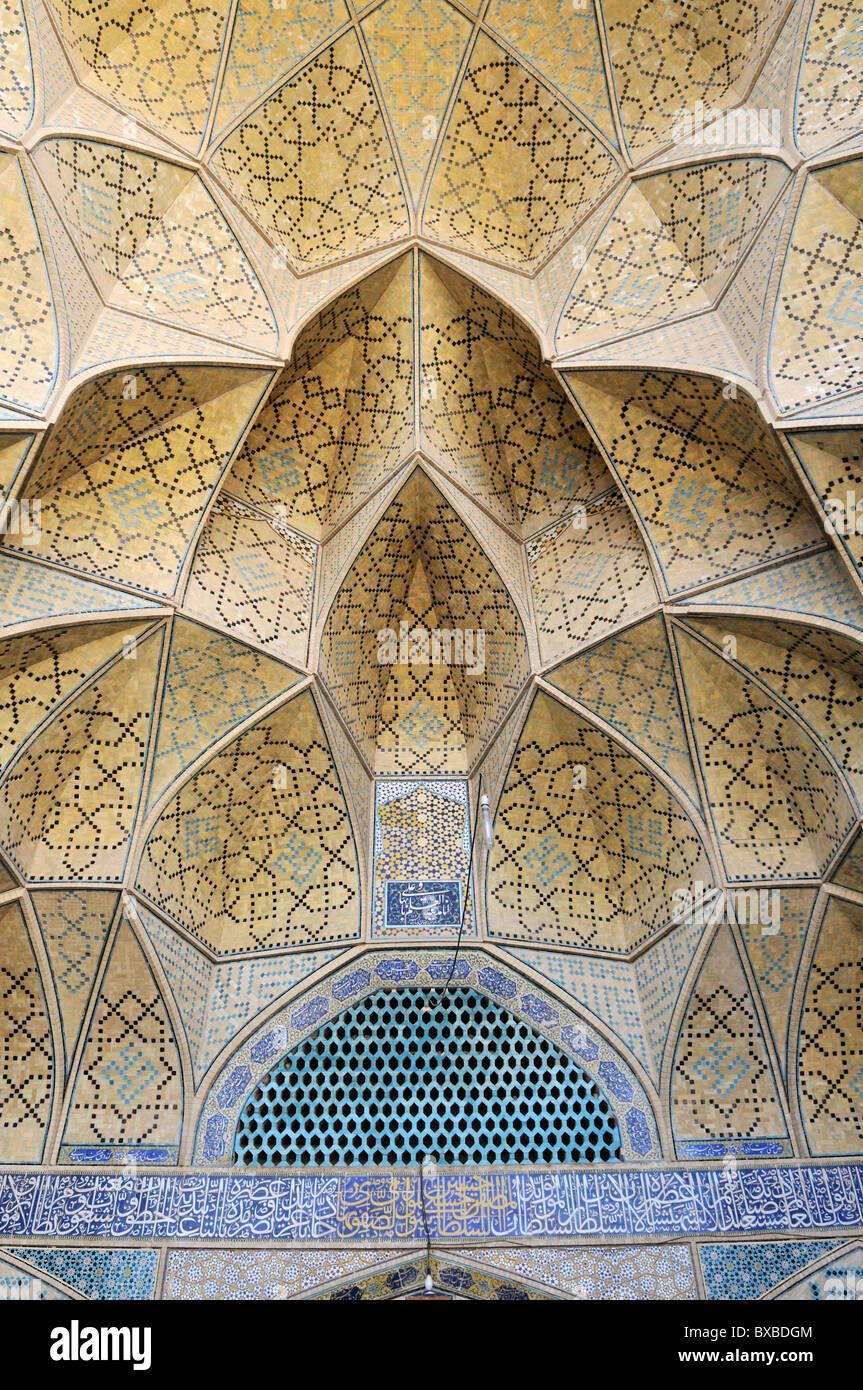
<box><xmin>233</xmin><ymin>986</ymin><xmax>621</xmax><ymax>1166</ymax></box>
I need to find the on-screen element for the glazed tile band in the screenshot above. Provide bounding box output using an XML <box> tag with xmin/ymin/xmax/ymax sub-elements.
<box><xmin>1</xmin><ymin>1164</ymin><xmax>862</xmax><ymax>1242</ymax></box>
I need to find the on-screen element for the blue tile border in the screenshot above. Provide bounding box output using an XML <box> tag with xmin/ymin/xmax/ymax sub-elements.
<box><xmin>678</xmin><ymin>1140</ymin><xmax>793</xmax><ymax>1160</ymax></box>
<box><xmin>0</xmin><ymin>1165</ymin><xmax>861</xmax><ymax>1242</ymax></box>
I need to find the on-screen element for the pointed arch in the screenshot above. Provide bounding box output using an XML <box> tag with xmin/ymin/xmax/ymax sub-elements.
<box><xmin>193</xmin><ymin>947</ymin><xmax>662</xmax><ymax>1163</ymax></box>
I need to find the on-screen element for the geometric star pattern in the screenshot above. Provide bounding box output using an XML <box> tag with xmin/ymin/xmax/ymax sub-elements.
<box><xmin>1</xmin><ymin>0</ymin><xmax>863</xmax><ymax>1303</ymax></box>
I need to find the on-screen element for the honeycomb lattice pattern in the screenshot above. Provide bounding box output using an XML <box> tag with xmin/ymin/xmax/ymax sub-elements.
<box><xmin>232</xmin><ymin>986</ymin><xmax>622</xmax><ymax>1166</ymax></box>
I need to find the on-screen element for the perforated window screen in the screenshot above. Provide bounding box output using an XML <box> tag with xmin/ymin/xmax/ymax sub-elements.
<box><xmin>233</xmin><ymin>986</ymin><xmax>622</xmax><ymax>1166</ymax></box>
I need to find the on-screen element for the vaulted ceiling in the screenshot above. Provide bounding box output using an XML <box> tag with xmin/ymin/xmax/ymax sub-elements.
<box><xmin>1</xmin><ymin>0</ymin><xmax>862</xmax><ymax>1177</ymax></box>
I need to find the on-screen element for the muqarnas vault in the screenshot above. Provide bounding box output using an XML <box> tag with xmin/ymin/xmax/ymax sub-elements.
<box><xmin>0</xmin><ymin>0</ymin><xmax>862</xmax><ymax>1304</ymax></box>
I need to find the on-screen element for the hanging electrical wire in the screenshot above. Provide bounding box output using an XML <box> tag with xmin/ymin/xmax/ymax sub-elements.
<box><xmin>427</xmin><ymin>772</ymin><xmax>493</xmax><ymax>1005</ymax></box>
<box><xmin>419</xmin><ymin>1153</ymin><xmax>435</xmax><ymax>1293</ymax></box>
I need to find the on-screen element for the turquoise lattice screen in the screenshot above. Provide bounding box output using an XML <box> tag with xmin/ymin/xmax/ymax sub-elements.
<box><xmin>233</xmin><ymin>986</ymin><xmax>622</xmax><ymax>1166</ymax></box>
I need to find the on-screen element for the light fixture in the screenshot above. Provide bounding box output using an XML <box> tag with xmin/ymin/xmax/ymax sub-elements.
<box><xmin>479</xmin><ymin>781</ymin><xmax>494</xmax><ymax>850</ymax></box>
